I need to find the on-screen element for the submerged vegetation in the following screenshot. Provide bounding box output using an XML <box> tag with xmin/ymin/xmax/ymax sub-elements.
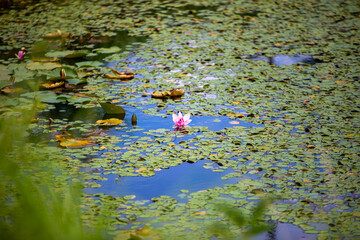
<box><xmin>0</xmin><ymin>0</ymin><xmax>359</xmax><ymax>239</ymax></box>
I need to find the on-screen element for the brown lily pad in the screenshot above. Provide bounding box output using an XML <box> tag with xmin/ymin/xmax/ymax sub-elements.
<box><xmin>105</xmin><ymin>69</ymin><xmax>134</xmax><ymax>80</ymax></box>
<box><xmin>41</xmin><ymin>81</ymin><xmax>65</xmax><ymax>89</ymax></box>
<box><xmin>151</xmin><ymin>88</ymin><xmax>185</xmax><ymax>98</ymax></box>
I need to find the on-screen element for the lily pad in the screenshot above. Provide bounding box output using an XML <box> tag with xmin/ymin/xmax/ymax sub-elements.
<box><xmin>26</xmin><ymin>62</ymin><xmax>62</xmax><ymax>70</ymax></box>
<box><xmin>75</xmin><ymin>61</ymin><xmax>103</xmax><ymax>68</ymax></box>
<box><xmin>96</xmin><ymin>118</ymin><xmax>123</xmax><ymax>126</ymax></box>
<box><xmin>45</xmin><ymin>50</ymin><xmax>89</xmax><ymax>59</ymax></box>
<box><xmin>47</xmin><ymin>67</ymin><xmax>78</xmax><ymax>81</ymax></box>
<box><xmin>66</xmin><ymin>78</ymin><xmax>87</xmax><ymax>85</ymax></box>
<box><xmin>105</xmin><ymin>69</ymin><xmax>134</xmax><ymax>80</ymax></box>
<box><xmin>94</xmin><ymin>46</ymin><xmax>121</xmax><ymax>54</ymax></box>
<box><xmin>0</xmin><ymin>64</ymin><xmax>12</xmax><ymax>89</ymax></box>
<box><xmin>99</xmin><ymin>101</ymin><xmax>126</xmax><ymax>115</ymax></box>
<box><xmin>41</xmin><ymin>81</ymin><xmax>64</xmax><ymax>89</ymax></box>
<box><xmin>58</xmin><ymin>138</ymin><xmax>97</xmax><ymax>148</ymax></box>
<box><xmin>21</xmin><ymin>91</ymin><xmax>64</xmax><ymax>104</ymax></box>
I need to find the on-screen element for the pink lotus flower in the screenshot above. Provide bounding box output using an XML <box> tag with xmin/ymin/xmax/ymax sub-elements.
<box><xmin>172</xmin><ymin>112</ymin><xmax>191</xmax><ymax>128</ymax></box>
<box><xmin>15</xmin><ymin>50</ymin><xmax>25</xmax><ymax>60</ymax></box>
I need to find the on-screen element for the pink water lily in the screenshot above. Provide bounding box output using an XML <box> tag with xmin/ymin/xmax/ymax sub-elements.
<box><xmin>172</xmin><ymin>112</ymin><xmax>191</xmax><ymax>128</ymax></box>
<box><xmin>15</xmin><ymin>50</ymin><xmax>25</xmax><ymax>60</ymax></box>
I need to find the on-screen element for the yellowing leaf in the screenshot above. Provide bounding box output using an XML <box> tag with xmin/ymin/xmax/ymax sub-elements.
<box><xmin>124</xmin><ymin>195</ymin><xmax>136</xmax><ymax>200</ymax></box>
<box><xmin>1</xmin><ymin>86</ymin><xmax>25</xmax><ymax>94</ymax></box>
<box><xmin>42</xmin><ymin>29</ymin><xmax>63</xmax><ymax>38</ymax></box>
<box><xmin>193</xmin><ymin>211</ymin><xmax>207</xmax><ymax>215</ymax></box>
<box><xmin>105</xmin><ymin>69</ymin><xmax>134</xmax><ymax>80</ymax></box>
<box><xmin>151</xmin><ymin>91</ymin><xmax>166</xmax><ymax>98</ymax></box>
<box><xmin>96</xmin><ymin>118</ymin><xmax>123</xmax><ymax>126</ymax></box>
<box><xmin>41</xmin><ymin>81</ymin><xmax>64</xmax><ymax>89</ymax></box>
<box><xmin>32</xmin><ymin>57</ymin><xmax>59</xmax><ymax>62</ymax></box>
<box><xmin>170</xmin><ymin>88</ymin><xmax>184</xmax><ymax>97</ymax></box>
<box><xmin>59</xmin><ymin>138</ymin><xmax>96</xmax><ymax>148</ymax></box>
<box><xmin>229</xmin><ymin>121</ymin><xmax>240</xmax><ymax>124</ymax></box>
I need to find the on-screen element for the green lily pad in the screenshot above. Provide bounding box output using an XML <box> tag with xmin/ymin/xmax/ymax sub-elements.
<box><xmin>0</xmin><ymin>64</ymin><xmax>12</xmax><ymax>89</ymax></box>
<box><xmin>99</xmin><ymin>102</ymin><xmax>125</xmax><ymax>115</ymax></box>
<box><xmin>94</xmin><ymin>46</ymin><xmax>121</xmax><ymax>54</ymax></box>
<box><xmin>45</xmin><ymin>50</ymin><xmax>89</xmax><ymax>59</ymax></box>
<box><xmin>75</xmin><ymin>61</ymin><xmax>103</xmax><ymax>68</ymax></box>
<box><xmin>47</xmin><ymin>67</ymin><xmax>78</xmax><ymax>81</ymax></box>
<box><xmin>66</xmin><ymin>78</ymin><xmax>87</xmax><ymax>85</ymax></box>
<box><xmin>21</xmin><ymin>91</ymin><xmax>64</xmax><ymax>104</ymax></box>
<box><xmin>25</xmin><ymin>62</ymin><xmax>62</xmax><ymax>70</ymax></box>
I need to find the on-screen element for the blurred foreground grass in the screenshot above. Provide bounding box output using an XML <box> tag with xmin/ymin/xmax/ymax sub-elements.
<box><xmin>0</xmin><ymin>100</ymin><xmax>103</xmax><ymax>240</ymax></box>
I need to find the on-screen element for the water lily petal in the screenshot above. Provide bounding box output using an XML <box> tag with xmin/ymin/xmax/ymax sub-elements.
<box><xmin>172</xmin><ymin>113</ymin><xmax>179</xmax><ymax>123</ymax></box>
<box><xmin>183</xmin><ymin>113</ymin><xmax>191</xmax><ymax>122</ymax></box>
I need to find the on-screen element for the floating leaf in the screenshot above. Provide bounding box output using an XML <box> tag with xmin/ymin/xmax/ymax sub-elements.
<box><xmin>47</xmin><ymin>67</ymin><xmax>78</xmax><ymax>81</ymax></box>
<box><xmin>45</xmin><ymin>50</ymin><xmax>89</xmax><ymax>59</ymax></box>
<box><xmin>58</xmin><ymin>138</ymin><xmax>96</xmax><ymax>148</ymax></box>
<box><xmin>66</xmin><ymin>78</ymin><xmax>87</xmax><ymax>85</ymax></box>
<box><xmin>32</xmin><ymin>57</ymin><xmax>59</xmax><ymax>62</ymax></box>
<box><xmin>99</xmin><ymin>101</ymin><xmax>125</xmax><ymax>115</ymax></box>
<box><xmin>26</xmin><ymin>62</ymin><xmax>62</xmax><ymax>70</ymax></box>
<box><xmin>170</xmin><ymin>88</ymin><xmax>185</xmax><ymax>97</ymax></box>
<box><xmin>96</xmin><ymin>118</ymin><xmax>123</xmax><ymax>126</ymax></box>
<box><xmin>0</xmin><ymin>64</ymin><xmax>12</xmax><ymax>89</ymax></box>
<box><xmin>21</xmin><ymin>91</ymin><xmax>64</xmax><ymax>103</ymax></box>
<box><xmin>151</xmin><ymin>91</ymin><xmax>167</xmax><ymax>98</ymax></box>
<box><xmin>55</xmin><ymin>131</ymin><xmax>96</xmax><ymax>148</ymax></box>
<box><xmin>76</xmin><ymin>69</ymin><xmax>92</xmax><ymax>79</ymax></box>
<box><xmin>151</xmin><ymin>89</ymin><xmax>184</xmax><ymax>98</ymax></box>
<box><xmin>0</xmin><ymin>86</ymin><xmax>25</xmax><ymax>94</ymax></box>
<box><xmin>41</xmin><ymin>81</ymin><xmax>64</xmax><ymax>89</ymax></box>
<box><xmin>42</xmin><ymin>29</ymin><xmax>63</xmax><ymax>38</ymax></box>
<box><xmin>193</xmin><ymin>211</ymin><xmax>207</xmax><ymax>215</ymax></box>
<box><xmin>94</xmin><ymin>46</ymin><xmax>121</xmax><ymax>54</ymax></box>
<box><xmin>123</xmin><ymin>195</ymin><xmax>136</xmax><ymax>200</ymax></box>
<box><xmin>105</xmin><ymin>69</ymin><xmax>134</xmax><ymax>80</ymax></box>
<box><xmin>75</xmin><ymin>61</ymin><xmax>103</xmax><ymax>68</ymax></box>
<box><xmin>63</xmin><ymin>51</ymin><xmax>88</xmax><ymax>59</ymax></box>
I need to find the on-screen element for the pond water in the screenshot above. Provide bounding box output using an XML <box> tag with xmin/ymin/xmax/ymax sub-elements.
<box><xmin>85</xmin><ymin>160</ymin><xmax>239</xmax><ymax>201</ymax></box>
<box><xmin>1</xmin><ymin>24</ymin><xmax>346</xmax><ymax>239</ymax></box>
<box><xmin>32</xmin><ymin>31</ymin><xmax>321</xmax><ymax>239</ymax></box>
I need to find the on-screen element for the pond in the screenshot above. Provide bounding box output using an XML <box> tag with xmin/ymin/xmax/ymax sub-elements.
<box><xmin>1</xmin><ymin>1</ymin><xmax>359</xmax><ymax>240</ymax></box>
<box><xmin>29</xmin><ymin>30</ymin><xmax>318</xmax><ymax>240</ymax></box>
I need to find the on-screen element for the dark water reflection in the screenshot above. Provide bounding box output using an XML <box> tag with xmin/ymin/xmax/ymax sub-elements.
<box><xmin>248</xmin><ymin>54</ymin><xmax>323</xmax><ymax>66</ymax></box>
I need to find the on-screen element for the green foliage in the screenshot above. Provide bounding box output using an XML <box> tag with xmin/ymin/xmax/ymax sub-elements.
<box><xmin>0</xmin><ymin>102</ymin><xmax>102</xmax><ymax>240</ymax></box>
<box><xmin>208</xmin><ymin>198</ymin><xmax>274</xmax><ymax>240</ymax></box>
